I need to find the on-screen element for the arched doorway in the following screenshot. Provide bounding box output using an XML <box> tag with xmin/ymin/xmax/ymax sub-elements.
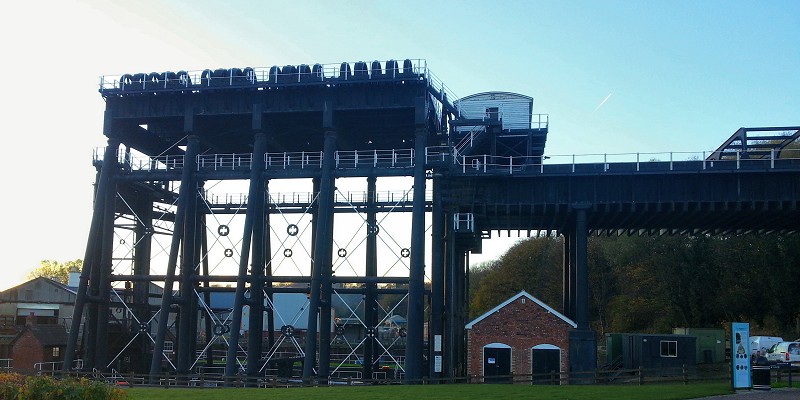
<box><xmin>483</xmin><ymin>343</ymin><xmax>512</xmax><ymax>383</ymax></box>
<box><xmin>531</xmin><ymin>344</ymin><xmax>561</xmax><ymax>384</ymax></box>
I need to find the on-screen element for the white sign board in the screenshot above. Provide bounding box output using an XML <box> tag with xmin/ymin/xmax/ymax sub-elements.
<box><xmin>731</xmin><ymin>322</ymin><xmax>751</xmax><ymax>389</ymax></box>
<box><xmin>434</xmin><ymin>355</ymin><xmax>442</xmax><ymax>373</ymax></box>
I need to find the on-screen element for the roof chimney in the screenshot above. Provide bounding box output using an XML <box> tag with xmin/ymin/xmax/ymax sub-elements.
<box><xmin>68</xmin><ymin>271</ymin><xmax>81</xmax><ymax>287</ymax></box>
<box><xmin>26</xmin><ymin>311</ymin><xmax>36</xmax><ymax>326</ymax></box>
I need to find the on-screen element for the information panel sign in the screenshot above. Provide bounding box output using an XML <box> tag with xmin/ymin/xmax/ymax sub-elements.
<box><xmin>731</xmin><ymin>322</ymin><xmax>751</xmax><ymax>389</ymax></box>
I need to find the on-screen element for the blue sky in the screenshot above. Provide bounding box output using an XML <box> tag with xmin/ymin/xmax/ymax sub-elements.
<box><xmin>0</xmin><ymin>0</ymin><xmax>797</xmax><ymax>290</ymax></box>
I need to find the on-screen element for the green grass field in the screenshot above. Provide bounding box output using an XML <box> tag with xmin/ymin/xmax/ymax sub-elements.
<box><xmin>125</xmin><ymin>382</ymin><xmax>735</xmax><ymax>400</ymax></box>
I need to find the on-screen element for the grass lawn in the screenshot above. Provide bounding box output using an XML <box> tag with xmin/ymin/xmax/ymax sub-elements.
<box><xmin>126</xmin><ymin>382</ymin><xmax>734</xmax><ymax>400</ymax></box>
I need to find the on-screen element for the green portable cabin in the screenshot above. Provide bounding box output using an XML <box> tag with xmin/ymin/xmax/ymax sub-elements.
<box><xmin>672</xmin><ymin>327</ymin><xmax>725</xmax><ymax>364</ymax></box>
<box><xmin>617</xmin><ymin>333</ymin><xmax>696</xmax><ymax>370</ymax></box>
<box><xmin>605</xmin><ymin>333</ymin><xmax>624</xmax><ymax>367</ymax></box>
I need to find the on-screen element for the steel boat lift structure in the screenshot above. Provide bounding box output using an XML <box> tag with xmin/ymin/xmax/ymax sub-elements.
<box><xmin>64</xmin><ymin>58</ymin><xmax>800</xmax><ymax>383</ymax></box>
<box><xmin>64</xmin><ymin>59</ymin><xmax>551</xmax><ymax>382</ymax></box>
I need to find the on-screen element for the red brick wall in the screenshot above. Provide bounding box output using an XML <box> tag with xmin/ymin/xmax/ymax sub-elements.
<box><xmin>467</xmin><ymin>296</ymin><xmax>572</xmax><ymax>378</ymax></box>
<box><xmin>12</xmin><ymin>331</ymin><xmax>45</xmax><ymax>375</ymax></box>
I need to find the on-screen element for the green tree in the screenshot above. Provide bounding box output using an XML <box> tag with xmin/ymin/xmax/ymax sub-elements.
<box><xmin>467</xmin><ymin>260</ymin><xmax>495</xmax><ymax>305</ymax></box>
<box><xmin>26</xmin><ymin>259</ymin><xmax>82</xmax><ymax>284</ymax></box>
<box><xmin>470</xmin><ymin>236</ymin><xmax>562</xmax><ymax>318</ymax></box>
<box><xmin>468</xmin><ymin>232</ymin><xmax>800</xmax><ymax>339</ymax></box>
<box><xmin>588</xmin><ymin>237</ymin><xmax>616</xmax><ymax>337</ymax></box>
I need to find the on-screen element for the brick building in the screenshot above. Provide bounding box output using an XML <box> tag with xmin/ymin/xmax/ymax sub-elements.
<box><xmin>465</xmin><ymin>291</ymin><xmax>575</xmax><ymax>382</ymax></box>
<box><xmin>10</xmin><ymin>322</ymin><xmax>68</xmax><ymax>375</ymax></box>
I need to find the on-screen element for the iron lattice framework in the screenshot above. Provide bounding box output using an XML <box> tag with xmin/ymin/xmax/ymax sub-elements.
<box><xmin>65</xmin><ymin>58</ymin><xmax>800</xmax><ymax>384</ymax></box>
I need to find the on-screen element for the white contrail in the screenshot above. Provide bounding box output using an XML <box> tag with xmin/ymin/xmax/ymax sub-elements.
<box><xmin>592</xmin><ymin>92</ymin><xmax>613</xmax><ymax>114</ymax></box>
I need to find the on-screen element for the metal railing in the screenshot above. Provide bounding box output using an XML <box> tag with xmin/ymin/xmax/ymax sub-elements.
<box><xmin>33</xmin><ymin>359</ymin><xmax>84</xmax><ymax>375</ymax></box>
<box><xmin>453</xmin><ymin>100</ymin><xmax>550</xmax><ymax>131</ymax></box>
<box><xmin>453</xmin><ymin>125</ymin><xmax>486</xmax><ymax>155</ymax></box>
<box><xmin>197</xmin><ymin>153</ymin><xmax>253</xmax><ymax>170</ymax></box>
<box><xmin>448</xmin><ymin>148</ymin><xmax>800</xmax><ymax>175</ymax></box>
<box><xmin>34</xmin><ymin>361</ymin><xmax>63</xmax><ymax>375</ymax></box>
<box><xmin>101</xmin><ymin>149</ymin><xmax>411</xmax><ymax>172</ymax></box>
<box><xmin>335</xmin><ymin>149</ymin><xmax>414</xmax><ymax>169</ymax></box>
<box><xmin>202</xmin><ymin>189</ymin><xmax>432</xmax><ymax>207</ymax></box>
<box><xmin>96</xmin><ymin>146</ymin><xmax>800</xmax><ymax>176</ymax></box>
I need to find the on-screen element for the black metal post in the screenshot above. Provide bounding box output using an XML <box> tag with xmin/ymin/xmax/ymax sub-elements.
<box><xmin>264</xmin><ymin>181</ymin><xmax>275</xmax><ymax>352</ymax></box>
<box><xmin>568</xmin><ymin>204</ymin><xmax>597</xmax><ymax>378</ymax></box>
<box><xmin>363</xmin><ymin>175</ymin><xmax>377</xmax><ymax>380</ymax></box>
<box><xmin>575</xmin><ymin>208</ymin><xmax>589</xmax><ymax>330</ymax></box>
<box><xmin>304</xmin><ymin>111</ymin><xmax>337</xmax><ymax>379</ymax></box>
<box><xmin>318</xmin><ymin>130</ymin><xmax>337</xmax><ymax>382</ymax></box>
<box><xmin>132</xmin><ymin>192</ymin><xmax>153</xmax><ymax>373</ymax></box>
<box><xmin>201</xmin><ymin>217</ymin><xmax>214</xmax><ymax>367</ymax></box>
<box><xmin>429</xmin><ymin>176</ymin><xmax>444</xmax><ymax>381</ymax></box>
<box><xmin>177</xmin><ymin>167</ymin><xmax>201</xmax><ymax>375</ymax></box>
<box><xmin>94</xmin><ymin>169</ymin><xmax>117</xmax><ymax>370</ymax></box>
<box><xmin>247</xmin><ymin>134</ymin><xmax>268</xmax><ymax>378</ymax></box>
<box><xmin>150</xmin><ymin>135</ymin><xmax>200</xmax><ymax>378</ymax></box>
<box><xmin>569</xmin><ymin>230</ymin><xmax>577</xmax><ymax>321</ymax></box>
<box><xmin>563</xmin><ymin>230</ymin><xmax>573</xmax><ymax>320</ymax></box>
<box><xmin>406</xmin><ymin>127</ymin><xmax>427</xmax><ymax>382</ymax></box>
<box><xmin>65</xmin><ymin>138</ymin><xmax>119</xmax><ymax>372</ymax></box>
<box><xmin>225</xmin><ymin>132</ymin><xmax>267</xmax><ymax>379</ymax></box>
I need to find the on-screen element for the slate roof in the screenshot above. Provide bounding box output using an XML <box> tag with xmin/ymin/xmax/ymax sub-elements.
<box><xmin>0</xmin><ymin>277</ymin><xmax>77</xmax><ymax>298</ymax></box>
<box><xmin>12</xmin><ymin>324</ymin><xmax>68</xmax><ymax>347</ymax></box>
<box><xmin>465</xmin><ymin>290</ymin><xmax>576</xmax><ymax>329</ymax></box>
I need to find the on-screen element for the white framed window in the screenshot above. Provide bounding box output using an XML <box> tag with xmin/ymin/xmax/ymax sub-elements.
<box><xmin>163</xmin><ymin>340</ymin><xmax>174</xmax><ymax>353</ymax></box>
<box><xmin>660</xmin><ymin>340</ymin><xmax>677</xmax><ymax>357</ymax></box>
<box><xmin>52</xmin><ymin>347</ymin><xmax>60</xmax><ymax>358</ymax></box>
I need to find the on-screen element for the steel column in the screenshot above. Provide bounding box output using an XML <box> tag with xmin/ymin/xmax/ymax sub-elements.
<box><xmin>444</xmin><ymin>213</ymin><xmax>457</xmax><ymax>378</ymax></box>
<box><xmin>569</xmin><ymin>230</ymin><xmax>577</xmax><ymax>321</ymax></box>
<box><xmin>264</xmin><ymin>181</ymin><xmax>275</xmax><ymax>357</ymax></box>
<box><xmin>200</xmin><ymin>217</ymin><xmax>214</xmax><ymax>367</ymax></box>
<box><xmin>304</xmin><ymin>125</ymin><xmax>337</xmax><ymax>379</ymax></box>
<box><xmin>65</xmin><ymin>139</ymin><xmax>119</xmax><ymax>372</ymax></box>
<box><xmin>94</xmin><ymin>146</ymin><xmax>118</xmax><ymax>371</ymax></box>
<box><xmin>247</xmin><ymin>136</ymin><xmax>268</xmax><ymax>378</ymax></box>
<box><xmin>132</xmin><ymin>191</ymin><xmax>153</xmax><ymax>373</ymax></box>
<box><xmin>562</xmin><ymin>229</ymin><xmax>573</xmax><ymax>320</ymax></box>
<box><xmin>363</xmin><ymin>175</ymin><xmax>377</xmax><ymax>379</ymax></box>
<box><xmin>177</xmin><ymin>168</ymin><xmax>201</xmax><ymax>375</ymax></box>
<box><xmin>317</xmin><ymin>129</ymin><xmax>337</xmax><ymax>382</ymax></box>
<box><xmin>405</xmin><ymin>127</ymin><xmax>427</xmax><ymax>382</ymax></box>
<box><xmin>459</xmin><ymin>250</ymin><xmax>468</xmax><ymax>375</ymax></box>
<box><xmin>225</xmin><ymin>132</ymin><xmax>268</xmax><ymax>379</ymax></box>
<box><xmin>568</xmin><ymin>204</ymin><xmax>597</xmax><ymax>377</ymax></box>
<box><xmin>574</xmin><ymin>207</ymin><xmax>589</xmax><ymax>329</ymax></box>
<box><xmin>149</xmin><ymin>135</ymin><xmax>200</xmax><ymax>378</ymax></box>
<box><xmin>429</xmin><ymin>176</ymin><xmax>445</xmax><ymax>380</ymax></box>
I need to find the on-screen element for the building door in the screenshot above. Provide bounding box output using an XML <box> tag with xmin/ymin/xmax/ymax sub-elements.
<box><xmin>483</xmin><ymin>344</ymin><xmax>511</xmax><ymax>383</ymax></box>
<box><xmin>531</xmin><ymin>345</ymin><xmax>561</xmax><ymax>384</ymax></box>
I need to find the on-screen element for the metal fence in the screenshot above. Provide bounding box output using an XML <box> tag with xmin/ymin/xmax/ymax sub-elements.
<box><xmin>27</xmin><ymin>363</ymin><xmax>768</xmax><ymax>388</ymax></box>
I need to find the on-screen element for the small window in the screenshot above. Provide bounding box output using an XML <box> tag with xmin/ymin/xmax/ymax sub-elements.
<box><xmin>163</xmin><ymin>341</ymin><xmax>174</xmax><ymax>353</ymax></box>
<box><xmin>52</xmin><ymin>347</ymin><xmax>60</xmax><ymax>358</ymax></box>
<box><xmin>24</xmin><ymin>290</ymin><xmax>33</xmax><ymax>301</ymax></box>
<box><xmin>660</xmin><ymin>340</ymin><xmax>677</xmax><ymax>357</ymax></box>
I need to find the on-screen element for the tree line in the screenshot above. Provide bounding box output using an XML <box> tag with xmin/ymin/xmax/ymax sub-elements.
<box><xmin>470</xmin><ymin>234</ymin><xmax>800</xmax><ymax>340</ymax></box>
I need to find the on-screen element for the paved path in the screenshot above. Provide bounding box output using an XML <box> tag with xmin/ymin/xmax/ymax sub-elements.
<box><xmin>694</xmin><ymin>388</ymin><xmax>800</xmax><ymax>399</ymax></box>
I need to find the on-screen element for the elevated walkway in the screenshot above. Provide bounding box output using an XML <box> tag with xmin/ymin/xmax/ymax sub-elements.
<box><xmin>706</xmin><ymin>126</ymin><xmax>800</xmax><ymax>161</ymax></box>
